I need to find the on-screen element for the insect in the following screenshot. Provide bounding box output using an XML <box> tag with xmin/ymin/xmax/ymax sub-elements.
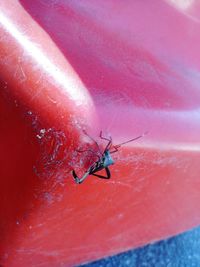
<box><xmin>72</xmin><ymin>130</ymin><xmax>146</xmax><ymax>184</ymax></box>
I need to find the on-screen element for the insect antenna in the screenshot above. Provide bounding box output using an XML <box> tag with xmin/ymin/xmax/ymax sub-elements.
<box><xmin>110</xmin><ymin>131</ymin><xmax>148</xmax><ymax>153</ymax></box>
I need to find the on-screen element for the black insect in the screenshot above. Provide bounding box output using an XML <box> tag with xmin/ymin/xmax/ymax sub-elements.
<box><xmin>72</xmin><ymin>130</ymin><xmax>146</xmax><ymax>184</ymax></box>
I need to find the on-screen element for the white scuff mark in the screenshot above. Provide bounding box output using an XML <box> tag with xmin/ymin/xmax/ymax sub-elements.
<box><xmin>15</xmin><ymin>248</ymin><xmax>60</xmax><ymax>257</ymax></box>
<box><xmin>20</xmin><ymin>65</ymin><xmax>26</xmax><ymax>79</ymax></box>
<box><xmin>35</xmin><ymin>73</ymin><xmax>43</xmax><ymax>85</ymax></box>
<box><xmin>152</xmin><ymin>156</ymin><xmax>179</xmax><ymax>166</ymax></box>
<box><xmin>14</xmin><ymin>64</ymin><xmax>27</xmax><ymax>82</ymax></box>
<box><xmin>29</xmin><ymin>86</ymin><xmax>44</xmax><ymax>102</ymax></box>
<box><xmin>35</xmin><ymin>223</ymin><xmax>44</xmax><ymax>228</ymax></box>
<box><xmin>47</xmin><ymin>95</ymin><xmax>57</xmax><ymax>104</ymax></box>
<box><xmin>119</xmin><ymin>153</ymin><xmax>145</xmax><ymax>163</ymax></box>
<box><xmin>151</xmin><ymin>155</ymin><xmax>190</xmax><ymax>169</ymax></box>
<box><xmin>108</xmin><ymin>180</ymin><xmax>133</xmax><ymax>189</ymax></box>
<box><xmin>15</xmin><ymin>248</ymin><xmax>32</xmax><ymax>254</ymax></box>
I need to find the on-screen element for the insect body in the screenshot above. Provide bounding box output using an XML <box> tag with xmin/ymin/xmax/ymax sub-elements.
<box><xmin>73</xmin><ymin>150</ymin><xmax>114</xmax><ymax>184</ymax></box>
<box><xmin>72</xmin><ymin>131</ymin><xmax>145</xmax><ymax>184</ymax></box>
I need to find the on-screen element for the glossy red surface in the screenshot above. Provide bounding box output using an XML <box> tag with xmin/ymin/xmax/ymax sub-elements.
<box><xmin>1</xmin><ymin>0</ymin><xmax>200</xmax><ymax>266</ymax></box>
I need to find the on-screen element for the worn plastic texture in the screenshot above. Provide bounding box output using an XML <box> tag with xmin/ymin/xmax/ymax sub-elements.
<box><xmin>1</xmin><ymin>0</ymin><xmax>200</xmax><ymax>266</ymax></box>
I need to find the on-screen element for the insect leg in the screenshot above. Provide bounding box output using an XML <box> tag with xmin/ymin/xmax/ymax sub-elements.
<box><xmin>100</xmin><ymin>131</ymin><xmax>112</xmax><ymax>151</ymax></box>
<box><xmin>109</xmin><ymin>146</ymin><xmax>119</xmax><ymax>154</ymax></box>
<box><xmin>72</xmin><ymin>169</ymin><xmax>90</xmax><ymax>184</ymax></box>
<box><xmin>83</xmin><ymin>130</ymin><xmax>102</xmax><ymax>154</ymax></box>
<box><xmin>91</xmin><ymin>167</ymin><xmax>111</xmax><ymax>179</ymax></box>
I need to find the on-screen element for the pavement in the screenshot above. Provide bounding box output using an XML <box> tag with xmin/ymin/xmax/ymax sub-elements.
<box><xmin>80</xmin><ymin>226</ymin><xmax>200</xmax><ymax>267</ymax></box>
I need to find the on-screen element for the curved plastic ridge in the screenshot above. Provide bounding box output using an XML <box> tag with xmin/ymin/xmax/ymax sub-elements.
<box><xmin>1</xmin><ymin>1</ymin><xmax>200</xmax><ymax>267</ymax></box>
<box><xmin>0</xmin><ymin>0</ymin><xmax>96</xmax><ymax>131</ymax></box>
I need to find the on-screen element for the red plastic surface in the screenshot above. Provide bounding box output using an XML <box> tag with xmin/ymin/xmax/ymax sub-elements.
<box><xmin>1</xmin><ymin>0</ymin><xmax>200</xmax><ymax>266</ymax></box>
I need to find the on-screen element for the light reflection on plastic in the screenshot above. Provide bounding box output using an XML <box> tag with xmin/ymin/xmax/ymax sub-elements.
<box><xmin>167</xmin><ymin>0</ymin><xmax>194</xmax><ymax>10</ymax></box>
<box><xmin>0</xmin><ymin>12</ymin><xmax>93</xmax><ymax>107</ymax></box>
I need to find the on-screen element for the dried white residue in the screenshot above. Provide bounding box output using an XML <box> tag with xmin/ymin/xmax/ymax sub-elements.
<box><xmin>26</xmin><ymin>110</ymin><xmax>73</xmax><ymax>204</ymax></box>
<box><xmin>26</xmin><ymin>110</ymin><xmax>67</xmax><ymax>177</ymax></box>
<box><xmin>34</xmin><ymin>127</ymin><xmax>69</xmax><ymax>178</ymax></box>
<box><xmin>36</xmin><ymin>128</ymin><xmax>46</xmax><ymax>139</ymax></box>
<box><xmin>40</xmin><ymin>191</ymin><xmax>64</xmax><ymax>205</ymax></box>
<box><xmin>41</xmin><ymin>192</ymin><xmax>54</xmax><ymax>205</ymax></box>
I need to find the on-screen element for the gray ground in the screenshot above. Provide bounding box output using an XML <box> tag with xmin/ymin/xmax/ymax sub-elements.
<box><xmin>80</xmin><ymin>226</ymin><xmax>200</xmax><ymax>267</ymax></box>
